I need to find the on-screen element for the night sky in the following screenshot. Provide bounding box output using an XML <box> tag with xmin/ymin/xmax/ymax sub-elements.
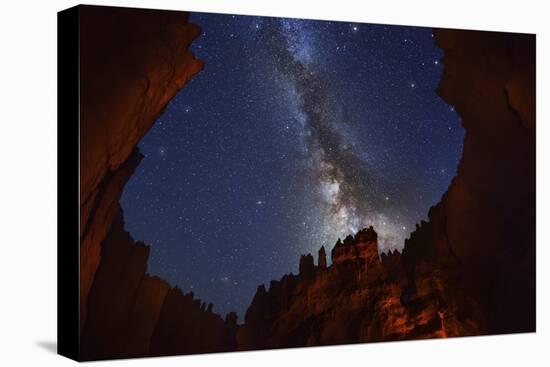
<box><xmin>121</xmin><ymin>12</ymin><xmax>463</xmax><ymax>320</ymax></box>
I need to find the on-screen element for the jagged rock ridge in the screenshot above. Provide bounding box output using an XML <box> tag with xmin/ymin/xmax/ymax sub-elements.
<box><xmin>238</xmin><ymin>226</ymin><xmax>479</xmax><ymax>349</ymax></box>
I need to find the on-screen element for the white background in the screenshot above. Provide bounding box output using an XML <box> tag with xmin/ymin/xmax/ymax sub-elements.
<box><xmin>0</xmin><ymin>0</ymin><xmax>548</xmax><ymax>365</ymax></box>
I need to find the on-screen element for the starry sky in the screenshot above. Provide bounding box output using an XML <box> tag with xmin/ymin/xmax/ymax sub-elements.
<box><xmin>120</xmin><ymin>12</ymin><xmax>463</xmax><ymax>320</ymax></box>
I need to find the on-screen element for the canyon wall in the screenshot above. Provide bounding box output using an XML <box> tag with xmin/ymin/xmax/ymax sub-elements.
<box><xmin>237</xmin><ymin>29</ymin><xmax>535</xmax><ymax>348</ymax></box>
<box><xmin>78</xmin><ymin>6</ymin><xmax>236</xmax><ymax>360</ymax></box>
<box><xmin>77</xmin><ymin>5</ymin><xmax>535</xmax><ymax>359</ymax></box>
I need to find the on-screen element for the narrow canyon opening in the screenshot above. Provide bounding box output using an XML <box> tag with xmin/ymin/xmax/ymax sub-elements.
<box><xmin>120</xmin><ymin>12</ymin><xmax>465</xmax><ymax>321</ymax></box>
<box><xmin>77</xmin><ymin>6</ymin><xmax>534</xmax><ymax>360</ymax></box>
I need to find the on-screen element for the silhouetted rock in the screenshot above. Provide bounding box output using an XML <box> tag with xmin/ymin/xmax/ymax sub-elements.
<box><xmin>226</xmin><ymin>312</ymin><xmax>238</xmax><ymax>326</ymax></box>
<box><xmin>343</xmin><ymin>234</ymin><xmax>355</xmax><ymax>246</ymax></box>
<box><xmin>78</xmin><ymin>5</ymin><xmax>204</xmax><ymax>332</ymax></box>
<box><xmin>355</xmin><ymin>226</ymin><xmax>377</xmax><ymax>243</ymax></box>
<box><xmin>318</xmin><ymin>246</ymin><xmax>327</xmax><ymax>269</ymax></box>
<box><xmin>147</xmin><ymin>287</ymin><xmax>231</xmax><ymax>357</ymax></box>
<box><xmin>299</xmin><ymin>254</ymin><xmax>315</xmax><ymax>276</ymax></box>
<box><xmin>78</xmin><ymin>5</ymin><xmax>235</xmax><ymax>361</ymax></box>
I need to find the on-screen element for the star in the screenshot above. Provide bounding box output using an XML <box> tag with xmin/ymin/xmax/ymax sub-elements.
<box><xmin>351</xmin><ymin>25</ymin><xmax>359</xmax><ymax>32</ymax></box>
<box><xmin>409</xmin><ymin>82</ymin><xmax>416</xmax><ymax>88</ymax></box>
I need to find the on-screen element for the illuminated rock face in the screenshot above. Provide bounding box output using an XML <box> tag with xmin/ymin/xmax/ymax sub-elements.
<box><xmin>78</xmin><ymin>6</ymin><xmax>535</xmax><ymax>359</ymax></box>
<box><xmin>237</xmin><ymin>225</ymin><xmax>479</xmax><ymax>350</ymax></box>
<box><xmin>331</xmin><ymin>227</ymin><xmax>379</xmax><ymax>265</ymax></box>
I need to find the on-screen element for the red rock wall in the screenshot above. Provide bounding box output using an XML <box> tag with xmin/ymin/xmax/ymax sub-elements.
<box><xmin>238</xmin><ymin>227</ymin><xmax>478</xmax><ymax>349</ymax></box>
<box><xmin>79</xmin><ymin>5</ymin><xmax>203</xmax><ymax>330</ymax></box>
<box><xmin>77</xmin><ymin>5</ymin><xmax>236</xmax><ymax>361</ymax></box>
<box><xmin>433</xmin><ymin>29</ymin><xmax>535</xmax><ymax>334</ymax></box>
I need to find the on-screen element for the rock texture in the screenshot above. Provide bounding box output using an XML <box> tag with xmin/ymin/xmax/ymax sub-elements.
<box><xmin>79</xmin><ymin>5</ymin><xmax>204</xmax><ymax>330</ymax></box>
<box><xmin>238</xmin><ymin>227</ymin><xmax>478</xmax><ymax>349</ymax></box>
<box><xmin>432</xmin><ymin>29</ymin><xmax>535</xmax><ymax>334</ymax></box>
<box><xmin>78</xmin><ymin>7</ymin><xmax>535</xmax><ymax>359</ymax></box>
<box><xmin>78</xmin><ymin>5</ymin><xmax>236</xmax><ymax>360</ymax></box>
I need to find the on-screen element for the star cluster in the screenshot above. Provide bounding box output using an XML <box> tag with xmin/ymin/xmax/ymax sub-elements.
<box><xmin>121</xmin><ymin>13</ymin><xmax>463</xmax><ymax>320</ymax></box>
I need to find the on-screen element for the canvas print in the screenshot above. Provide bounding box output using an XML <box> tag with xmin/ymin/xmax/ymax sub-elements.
<box><xmin>59</xmin><ymin>4</ymin><xmax>535</xmax><ymax>361</ymax></box>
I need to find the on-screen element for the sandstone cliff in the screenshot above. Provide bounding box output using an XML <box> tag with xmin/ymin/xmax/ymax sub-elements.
<box><xmin>78</xmin><ymin>6</ymin><xmax>235</xmax><ymax>360</ymax></box>
<box><xmin>238</xmin><ymin>226</ymin><xmax>480</xmax><ymax>349</ymax></box>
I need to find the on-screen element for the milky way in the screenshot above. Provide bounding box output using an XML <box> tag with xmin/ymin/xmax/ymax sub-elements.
<box><xmin>260</xmin><ymin>19</ymin><xmax>412</xmax><ymax>251</ymax></box>
<box><xmin>121</xmin><ymin>13</ymin><xmax>464</xmax><ymax>319</ymax></box>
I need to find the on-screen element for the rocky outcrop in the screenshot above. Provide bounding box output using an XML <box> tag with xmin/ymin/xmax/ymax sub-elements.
<box><xmin>431</xmin><ymin>29</ymin><xmax>535</xmax><ymax>334</ymax></box>
<box><xmin>237</xmin><ymin>29</ymin><xmax>535</xmax><ymax>348</ymax></box>
<box><xmin>331</xmin><ymin>227</ymin><xmax>378</xmax><ymax>265</ymax></box>
<box><xmin>77</xmin><ymin>5</ymin><xmax>236</xmax><ymax>361</ymax></box>
<box><xmin>78</xmin><ymin>5</ymin><xmax>204</xmax><ymax>330</ymax></box>
<box><xmin>238</xmin><ymin>226</ymin><xmax>479</xmax><ymax>349</ymax></box>
<box><xmin>318</xmin><ymin>246</ymin><xmax>327</xmax><ymax>269</ymax></box>
<box><xmin>80</xmin><ymin>201</ymin><xmax>237</xmax><ymax>360</ymax></box>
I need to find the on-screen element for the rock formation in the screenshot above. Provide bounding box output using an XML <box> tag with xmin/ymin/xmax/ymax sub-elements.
<box><xmin>77</xmin><ymin>6</ymin><xmax>235</xmax><ymax>360</ymax></box>
<box><xmin>77</xmin><ymin>4</ymin><xmax>535</xmax><ymax>359</ymax></box>
<box><xmin>237</xmin><ymin>226</ymin><xmax>478</xmax><ymax>349</ymax></box>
